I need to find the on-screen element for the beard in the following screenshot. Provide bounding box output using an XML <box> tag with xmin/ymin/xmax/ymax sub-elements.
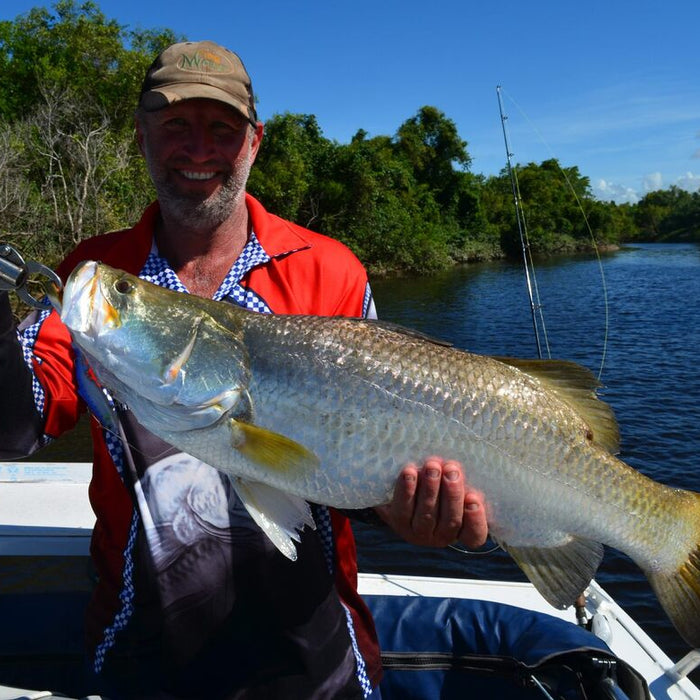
<box><xmin>143</xmin><ymin>144</ymin><xmax>253</xmax><ymax>231</ymax></box>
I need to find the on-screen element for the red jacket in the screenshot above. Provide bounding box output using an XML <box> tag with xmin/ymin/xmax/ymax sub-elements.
<box><xmin>27</xmin><ymin>195</ymin><xmax>382</xmax><ymax>696</ymax></box>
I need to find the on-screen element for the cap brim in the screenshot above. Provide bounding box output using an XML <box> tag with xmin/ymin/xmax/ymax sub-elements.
<box><xmin>140</xmin><ymin>83</ymin><xmax>256</xmax><ymax>124</ymax></box>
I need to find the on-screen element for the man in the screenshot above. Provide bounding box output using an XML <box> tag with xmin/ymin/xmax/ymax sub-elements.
<box><xmin>0</xmin><ymin>41</ymin><xmax>487</xmax><ymax>698</ymax></box>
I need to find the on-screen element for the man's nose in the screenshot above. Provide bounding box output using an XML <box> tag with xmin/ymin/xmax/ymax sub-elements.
<box><xmin>183</xmin><ymin>126</ymin><xmax>216</xmax><ymax>159</ymax></box>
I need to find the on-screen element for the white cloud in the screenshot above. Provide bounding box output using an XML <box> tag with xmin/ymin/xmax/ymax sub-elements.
<box><xmin>594</xmin><ymin>171</ymin><xmax>700</xmax><ymax>204</ymax></box>
<box><xmin>593</xmin><ymin>179</ymin><xmax>639</xmax><ymax>204</ymax></box>
<box><xmin>675</xmin><ymin>172</ymin><xmax>700</xmax><ymax>193</ymax></box>
<box><xmin>643</xmin><ymin>172</ymin><xmax>664</xmax><ymax>193</ymax></box>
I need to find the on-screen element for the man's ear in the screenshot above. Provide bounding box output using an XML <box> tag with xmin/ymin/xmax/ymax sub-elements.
<box><xmin>249</xmin><ymin>121</ymin><xmax>264</xmax><ymax>164</ymax></box>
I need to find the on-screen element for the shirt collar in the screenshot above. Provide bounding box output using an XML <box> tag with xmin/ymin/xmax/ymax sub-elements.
<box><xmin>137</xmin><ymin>194</ymin><xmax>312</xmax><ymax>297</ymax></box>
<box><xmin>145</xmin><ymin>229</ymin><xmax>270</xmax><ymax>302</ymax></box>
<box><xmin>245</xmin><ymin>193</ymin><xmax>312</xmax><ymax>259</ymax></box>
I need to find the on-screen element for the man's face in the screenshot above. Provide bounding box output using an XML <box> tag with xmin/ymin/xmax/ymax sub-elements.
<box><xmin>136</xmin><ymin>98</ymin><xmax>262</xmax><ymax>229</ymax></box>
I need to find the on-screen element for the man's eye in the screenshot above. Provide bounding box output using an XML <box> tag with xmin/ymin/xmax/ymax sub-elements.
<box><xmin>163</xmin><ymin>118</ymin><xmax>188</xmax><ymax>130</ymax></box>
<box><xmin>212</xmin><ymin>120</ymin><xmax>240</xmax><ymax>135</ymax></box>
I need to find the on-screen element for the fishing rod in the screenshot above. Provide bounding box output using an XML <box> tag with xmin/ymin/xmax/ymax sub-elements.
<box><xmin>496</xmin><ymin>86</ymin><xmax>610</xmax><ymax>380</ymax></box>
<box><xmin>496</xmin><ymin>86</ymin><xmax>550</xmax><ymax>360</ymax></box>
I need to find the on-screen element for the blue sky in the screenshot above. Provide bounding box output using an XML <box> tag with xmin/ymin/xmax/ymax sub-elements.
<box><xmin>3</xmin><ymin>0</ymin><xmax>700</xmax><ymax>203</ymax></box>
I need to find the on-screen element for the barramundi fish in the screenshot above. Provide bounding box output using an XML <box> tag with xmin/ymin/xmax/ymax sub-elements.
<box><xmin>60</xmin><ymin>260</ymin><xmax>700</xmax><ymax>647</ymax></box>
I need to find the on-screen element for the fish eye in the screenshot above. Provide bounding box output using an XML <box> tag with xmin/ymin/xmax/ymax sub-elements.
<box><xmin>114</xmin><ymin>278</ymin><xmax>133</xmax><ymax>295</ymax></box>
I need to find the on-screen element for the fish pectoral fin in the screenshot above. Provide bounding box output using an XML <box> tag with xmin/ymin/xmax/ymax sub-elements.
<box><xmin>230</xmin><ymin>477</ymin><xmax>316</xmax><ymax>561</ymax></box>
<box><xmin>162</xmin><ymin>316</ymin><xmax>202</xmax><ymax>386</ymax></box>
<box><xmin>497</xmin><ymin>536</ymin><xmax>604</xmax><ymax>609</ymax></box>
<box><xmin>229</xmin><ymin>419</ymin><xmax>320</xmax><ymax>474</ymax></box>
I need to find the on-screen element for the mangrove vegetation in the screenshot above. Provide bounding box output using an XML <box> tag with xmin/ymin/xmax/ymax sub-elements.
<box><xmin>1</xmin><ymin>1</ymin><xmax>699</xmax><ymax>280</ymax></box>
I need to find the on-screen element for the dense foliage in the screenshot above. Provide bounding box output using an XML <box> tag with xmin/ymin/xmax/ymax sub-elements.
<box><xmin>0</xmin><ymin>0</ymin><xmax>177</xmax><ymax>267</ymax></box>
<box><xmin>1</xmin><ymin>1</ymin><xmax>698</xmax><ymax>280</ymax></box>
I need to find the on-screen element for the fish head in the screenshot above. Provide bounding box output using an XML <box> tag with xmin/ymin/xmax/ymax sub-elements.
<box><xmin>61</xmin><ymin>261</ymin><xmax>251</xmax><ymax>429</ymax></box>
<box><xmin>61</xmin><ymin>260</ymin><xmax>144</xmax><ymax>362</ymax></box>
<box><xmin>61</xmin><ymin>260</ymin><xmax>118</xmax><ymax>336</ymax></box>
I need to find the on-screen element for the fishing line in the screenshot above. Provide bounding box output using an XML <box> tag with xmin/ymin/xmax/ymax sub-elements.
<box><xmin>448</xmin><ymin>542</ymin><xmax>501</xmax><ymax>556</ymax></box>
<box><xmin>497</xmin><ymin>87</ymin><xmax>610</xmax><ymax>380</ymax></box>
<box><xmin>81</xmin><ymin>392</ymin><xmax>177</xmax><ymax>466</ymax></box>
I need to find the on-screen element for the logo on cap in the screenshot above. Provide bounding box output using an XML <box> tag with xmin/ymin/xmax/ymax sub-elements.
<box><xmin>177</xmin><ymin>49</ymin><xmax>234</xmax><ymax>75</ymax></box>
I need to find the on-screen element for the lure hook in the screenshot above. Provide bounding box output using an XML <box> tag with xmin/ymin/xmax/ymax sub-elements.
<box><xmin>0</xmin><ymin>243</ymin><xmax>63</xmax><ymax>310</ymax></box>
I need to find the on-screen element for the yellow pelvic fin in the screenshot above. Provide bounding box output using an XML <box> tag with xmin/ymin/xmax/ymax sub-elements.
<box><xmin>229</xmin><ymin>419</ymin><xmax>320</xmax><ymax>474</ymax></box>
<box><xmin>495</xmin><ymin>357</ymin><xmax>620</xmax><ymax>454</ymax></box>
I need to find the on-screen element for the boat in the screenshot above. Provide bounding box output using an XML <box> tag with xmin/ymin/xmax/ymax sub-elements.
<box><xmin>2</xmin><ymin>461</ymin><xmax>700</xmax><ymax>699</ymax></box>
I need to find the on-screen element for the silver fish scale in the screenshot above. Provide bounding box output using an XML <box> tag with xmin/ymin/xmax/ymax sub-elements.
<box><xmin>232</xmin><ymin>313</ymin><xmax>694</xmax><ymax>566</ymax></box>
<box><xmin>243</xmin><ymin>319</ymin><xmax>583</xmax><ymax>490</ymax></box>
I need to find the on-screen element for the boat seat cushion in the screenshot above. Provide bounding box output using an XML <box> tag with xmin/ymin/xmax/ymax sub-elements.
<box><xmin>364</xmin><ymin>594</ymin><xmax>650</xmax><ymax>699</ymax></box>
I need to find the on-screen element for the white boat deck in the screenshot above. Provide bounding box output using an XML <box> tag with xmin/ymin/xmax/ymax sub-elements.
<box><xmin>0</xmin><ymin>462</ymin><xmax>94</xmax><ymax>556</ymax></box>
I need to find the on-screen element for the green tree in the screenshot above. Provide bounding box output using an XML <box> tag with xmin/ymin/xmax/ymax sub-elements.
<box><xmin>633</xmin><ymin>186</ymin><xmax>700</xmax><ymax>241</ymax></box>
<box><xmin>584</xmin><ymin>199</ymin><xmax>636</xmax><ymax>245</ymax></box>
<box><xmin>395</xmin><ymin>106</ymin><xmax>471</xmax><ymax>211</ymax></box>
<box><xmin>247</xmin><ymin>113</ymin><xmax>336</xmax><ymax>226</ymax></box>
<box><xmin>0</xmin><ymin>1</ymin><xmax>178</xmax><ymax>128</ymax></box>
<box><xmin>0</xmin><ymin>0</ymin><xmax>177</xmax><ymax>265</ymax></box>
<box><xmin>634</xmin><ymin>189</ymin><xmax>674</xmax><ymax>237</ymax></box>
<box><xmin>249</xmin><ymin>107</ymin><xmax>479</xmax><ymax>273</ymax></box>
<box><xmin>10</xmin><ymin>4</ymin><xmax>699</xmax><ymax>274</ymax></box>
<box><xmin>318</xmin><ymin>132</ymin><xmax>440</xmax><ymax>271</ymax></box>
<box><xmin>482</xmin><ymin>159</ymin><xmax>611</xmax><ymax>257</ymax></box>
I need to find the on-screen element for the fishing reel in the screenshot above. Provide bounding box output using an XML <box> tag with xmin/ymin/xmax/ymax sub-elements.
<box><xmin>0</xmin><ymin>243</ymin><xmax>62</xmax><ymax>310</ymax></box>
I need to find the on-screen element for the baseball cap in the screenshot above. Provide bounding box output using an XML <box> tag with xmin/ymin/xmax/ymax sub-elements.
<box><xmin>139</xmin><ymin>40</ymin><xmax>258</xmax><ymax>126</ymax></box>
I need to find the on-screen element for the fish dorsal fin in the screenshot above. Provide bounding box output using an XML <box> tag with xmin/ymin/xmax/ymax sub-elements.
<box><xmin>497</xmin><ymin>536</ymin><xmax>605</xmax><ymax>609</ymax></box>
<box><xmin>364</xmin><ymin>318</ymin><xmax>453</xmax><ymax>347</ymax></box>
<box><xmin>495</xmin><ymin>357</ymin><xmax>620</xmax><ymax>454</ymax></box>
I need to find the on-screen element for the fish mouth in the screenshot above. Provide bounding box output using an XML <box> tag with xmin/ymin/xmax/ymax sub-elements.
<box><xmin>61</xmin><ymin>261</ymin><xmax>118</xmax><ymax>337</ymax></box>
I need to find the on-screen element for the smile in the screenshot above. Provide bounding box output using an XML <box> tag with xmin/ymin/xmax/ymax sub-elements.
<box><xmin>180</xmin><ymin>170</ymin><xmax>218</xmax><ymax>181</ymax></box>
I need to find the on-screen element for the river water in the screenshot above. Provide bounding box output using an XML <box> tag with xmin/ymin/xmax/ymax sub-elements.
<box><xmin>355</xmin><ymin>242</ymin><xmax>700</xmax><ymax>664</ymax></box>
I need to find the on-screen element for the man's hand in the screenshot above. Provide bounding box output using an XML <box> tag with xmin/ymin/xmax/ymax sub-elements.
<box><xmin>374</xmin><ymin>456</ymin><xmax>488</xmax><ymax>549</ymax></box>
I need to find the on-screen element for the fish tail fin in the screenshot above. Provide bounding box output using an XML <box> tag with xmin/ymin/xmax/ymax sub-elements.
<box><xmin>646</xmin><ymin>493</ymin><xmax>700</xmax><ymax>648</ymax></box>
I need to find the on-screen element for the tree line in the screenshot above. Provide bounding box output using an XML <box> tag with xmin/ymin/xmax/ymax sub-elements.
<box><xmin>1</xmin><ymin>0</ymin><xmax>699</xmax><ymax>282</ymax></box>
